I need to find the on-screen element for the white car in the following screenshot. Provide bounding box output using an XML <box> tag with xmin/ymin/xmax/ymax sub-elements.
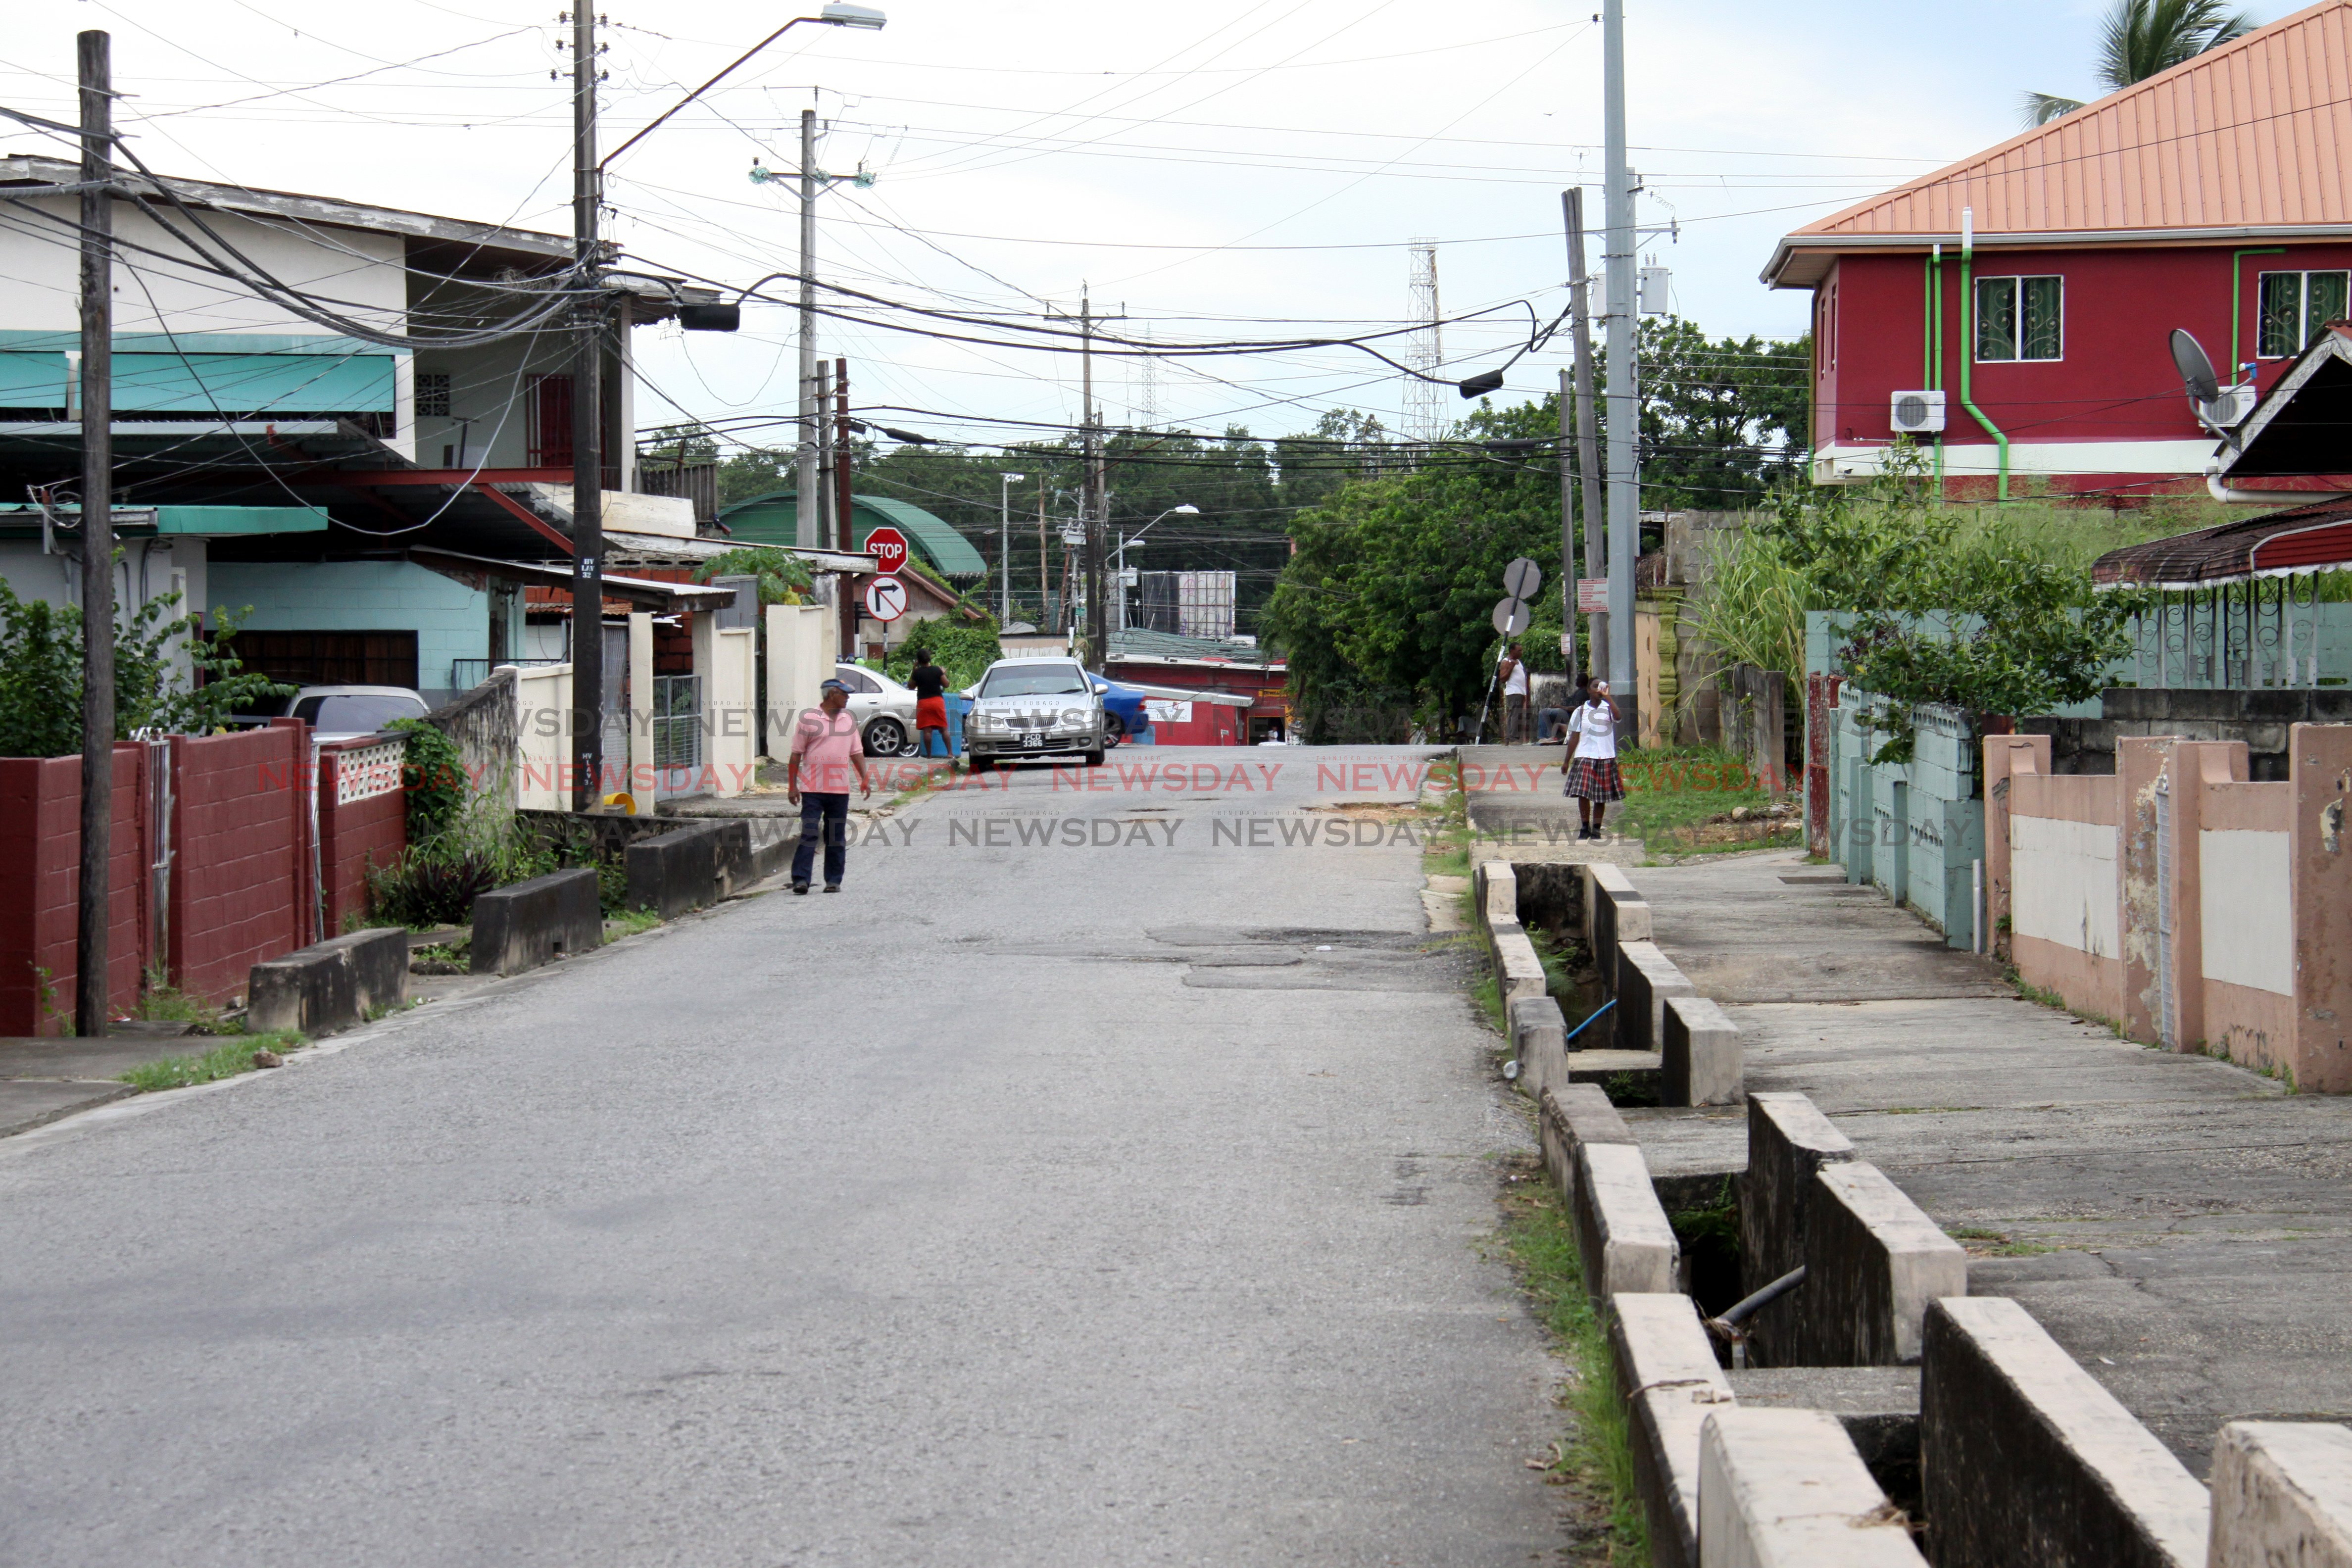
<box><xmin>250</xmin><ymin>685</ymin><xmax>430</xmax><ymax>742</ymax></box>
<box><xmin>832</xmin><ymin>662</ymin><xmax>922</xmax><ymax>757</ymax></box>
<box><xmin>961</xmin><ymin>656</ymin><xmax>1109</xmax><ymax>770</ymax></box>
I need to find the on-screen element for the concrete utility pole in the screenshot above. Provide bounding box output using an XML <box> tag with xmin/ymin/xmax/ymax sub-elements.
<box><xmin>75</xmin><ymin>29</ymin><xmax>112</xmax><ymax>1036</ymax></box>
<box><xmin>567</xmin><ymin>2</ymin><xmax>606</xmax><ymax>813</ymax></box>
<box><xmin>1048</xmin><ymin>291</ymin><xmax>1123</xmax><ymax>665</ymax></box>
<box><xmin>796</xmin><ymin>107</ymin><xmax>820</xmax><ymax>551</ymax></box>
<box><xmin>1564</xmin><ymin>187</ymin><xmax>1605</xmax><ymax>683</ymax></box>
<box><xmin>1601</xmin><ymin>0</ymin><xmax>1638</xmax><ymax>711</ymax></box>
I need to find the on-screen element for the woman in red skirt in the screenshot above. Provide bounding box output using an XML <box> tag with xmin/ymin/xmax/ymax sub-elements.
<box><xmin>1560</xmin><ymin>678</ymin><xmax>1625</xmax><ymax>841</ymax></box>
<box><xmin>908</xmin><ymin>647</ymin><xmax>950</xmax><ymax>757</ymax></box>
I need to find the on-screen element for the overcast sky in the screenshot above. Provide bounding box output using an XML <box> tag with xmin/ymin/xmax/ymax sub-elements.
<box><xmin>2</xmin><ymin>0</ymin><xmax>2295</xmax><ymax>455</ymax></box>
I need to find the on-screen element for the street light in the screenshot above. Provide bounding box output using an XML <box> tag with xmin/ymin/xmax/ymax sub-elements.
<box><xmin>599</xmin><ymin>8</ymin><xmax>888</xmax><ymax>172</ymax></box>
<box><xmin>999</xmin><ymin>471</ymin><xmax>1026</xmax><ymax>622</ymax></box>
<box><xmin>1116</xmin><ymin>504</ymin><xmax>1198</xmax><ymax>634</ymax></box>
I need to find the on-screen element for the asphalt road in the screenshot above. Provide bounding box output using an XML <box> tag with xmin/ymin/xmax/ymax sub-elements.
<box><xmin>0</xmin><ymin>747</ymin><xmax>1565</xmax><ymax>1567</ymax></box>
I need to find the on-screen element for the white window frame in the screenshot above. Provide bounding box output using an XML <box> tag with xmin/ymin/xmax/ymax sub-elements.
<box><xmin>2255</xmin><ymin>270</ymin><xmax>2352</xmax><ymax>359</ymax></box>
<box><xmin>1973</xmin><ymin>274</ymin><xmax>2064</xmax><ymax>363</ymax></box>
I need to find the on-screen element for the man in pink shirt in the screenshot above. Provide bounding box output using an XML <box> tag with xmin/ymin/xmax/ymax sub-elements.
<box><xmin>787</xmin><ymin>678</ymin><xmax>873</xmax><ymax>893</ymax></box>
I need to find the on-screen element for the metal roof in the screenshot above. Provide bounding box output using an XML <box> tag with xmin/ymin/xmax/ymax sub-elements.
<box><xmin>1107</xmin><ymin>628</ymin><xmax>1283</xmax><ymax>668</ymax></box>
<box><xmin>2092</xmin><ymin>495</ymin><xmax>2352</xmax><ymax>588</ymax></box>
<box><xmin>715</xmin><ymin>490</ymin><xmax>988</xmax><ymax>578</ymax></box>
<box><xmin>1765</xmin><ymin>0</ymin><xmax>2352</xmax><ymax>287</ymax></box>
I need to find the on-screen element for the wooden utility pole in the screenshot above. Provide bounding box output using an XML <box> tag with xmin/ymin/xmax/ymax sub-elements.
<box><xmin>1564</xmin><ymin>188</ymin><xmax>1605</xmax><ymax>683</ymax></box>
<box><xmin>835</xmin><ymin>356</ymin><xmax>857</xmax><ymax>657</ymax></box>
<box><xmin>567</xmin><ymin>2</ymin><xmax>606</xmax><ymax>812</ymax></box>
<box><xmin>75</xmin><ymin>29</ymin><xmax>113</xmax><ymax>1036</ymax></box>
<box><xmin>1049</xmin><ymin>291</ymin><xmax>1124</xmax><ymax>663</ymax></box>
<box><xmin>1036</xmin><ymin>478</ymin><xmax>1047</xmax><ymax>628</ymax></box>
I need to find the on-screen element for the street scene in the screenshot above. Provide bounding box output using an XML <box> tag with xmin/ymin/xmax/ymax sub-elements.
<box><xmin>5</xmin><ymin>1</ymin><xmax>2352</xmax><ymax>1564</ymax></box>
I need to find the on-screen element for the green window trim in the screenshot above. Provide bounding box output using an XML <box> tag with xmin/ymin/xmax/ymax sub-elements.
<box><xmin>2256</xmin><ymin>270</ymin><xmax>2351</xmax><ymax>359</ymax></box>
<box><xmin>1973</xmin><ymin>275</ymin><xmax>2063</xmax><ymax>362</ymax></box>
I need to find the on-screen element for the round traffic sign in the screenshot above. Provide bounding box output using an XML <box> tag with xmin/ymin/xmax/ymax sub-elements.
<box><xmin>1491</xmin><ymin>596</ymin><xmax>1530</xmax><ymax>636</ymax></box>
<box><xmin>864</xmin><ymin>574</ymin><xmax>909</xmax><ymax>622</ymax></box>
<box><xmin>1502</xmin><ymin>556</ymin><xmax>1543</xmax><ymax>601</ymax></box>
<box><xmin>863</xmin><ymin>525</ymin><xmax>910</xmax><ymax>574</ymax></box>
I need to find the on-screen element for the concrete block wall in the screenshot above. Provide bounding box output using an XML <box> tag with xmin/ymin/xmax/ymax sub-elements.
<box><xmin>1617</xmin><ymin>939</ymin><xmax>1697</xmax><ymax>1053</ymax></box>
<box><xmin>0</xmin><ymin>745</ymin><xmax>147</xmax><ymax>1034</ymax></box>
<box><xmin>1739</xmin><ymin>1091</ymin><xmax>1856</xmax><ymax>1368</ymax></box>
<box><xmin>1510</xmin><ymin>996</ymin><xmax>1568</xmax><ymax>1101</ymax></box>
<box><xmin>1539</xmin><ymin>1082</ymin><xmax>1632</xmax><ymax>1205</ymax></box>
<box><xmin>511</xmin><ymin>662</ymin><xmax>574</xmax><ymax>812</ymax></box>
<box><xmin>1988</xmin><ymin>726</ymin><xmax>2352</xmax><ymax>1091</ymax></box>
<box><xmin>1573</xmin><ymin>1141</ymin><xmax>1679</xmax><ymax>1305</ymax></box>
<box><xmin>169</xmin><ymin>724</ymin><xmax>311</xmax><ymax>1006</ymax></box>
<box><xmin>1662</xmin><ymin>994</ymin><xmax>1742</xmax><ymax>1107</ymax></box>
<box><xmin>1825</xmin><ymin>691</ymin><xmax>1983</xmax><ymax>951</ymax></box>
<box><xmin>2209</xmin><ymin>1421</ymin><xmax>2352</xmax><ymax>1567</ymax></box>
<box><xmin>1612</xmin><ymin>1293</ymin><xmax>1737</xmax><ymax>1568</ymax></box>
<box><xmin>317</xmin><ymin>736</ymin><xmax>406</xmax><ymax>934</ymax></box>
<box><xmin>1698</xmin><ymin>1408</ymin><xmax>1926</xmax><ymax>1567</ymax></box>
<box><xmin>1581</xmin><ymin>861</ymin><xmax>1650</xmax><ymax>991</ymax></box>
<box><xmin>1921</xmin><ymin>1296</ymin><xmax>2208</xmax><ymax>1568</ymax></box>
<box><xmin>1796</xmin><ymin>1161</ymin><xmax>1967</xmax><ymax>1367</ymax></box>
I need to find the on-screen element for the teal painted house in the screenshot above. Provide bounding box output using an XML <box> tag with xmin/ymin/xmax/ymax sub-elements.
<box><xmin>718</xmin><ymin>492</ymin><xmax>986</xmax><ymax>580</ymax></box>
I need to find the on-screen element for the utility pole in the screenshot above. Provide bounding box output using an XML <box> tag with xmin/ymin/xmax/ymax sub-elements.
<box><xmin>1564</xmin><ymin>187</ymin><xmax>1605</xmax><ymax>684</ymax></box>
<box><xmin>1050</xmin><ymin>291</ymin><xmax>1123</xmax><ymax>664</ymax></box>
<box><xmin>1601</xmin><ymin>0</ymin><xmax>1639</xmax><ymax>722</ymax></box>
<box><xmin>75</xmin><ymin>29</ymin><xmax>112</xmax><ymax>1037</ymax></box>
<box><xmin>835</xmin><ymin>356</ymin><xmax>857</xmax><ymax>657</ymax></box>
<box><xmin>795</xmin><ymin>107</ymin><xmax>819</xmax><ymax>551</ymax></box>
<box><xmin>1036</xmin><ymin>479</ymin><xmax>1048</xmax><ymax>628</ymax></box>
<box><xmin>567</xmin><ymin>2</ymin><xmax>606</xmax><ymax>813</ymax></box>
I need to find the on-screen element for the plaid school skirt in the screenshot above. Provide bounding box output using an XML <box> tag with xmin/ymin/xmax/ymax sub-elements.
<box><xmin>1563</xmin><ymin>755</ymin><xmax>1626</xmax><ymax>801</ymax></box>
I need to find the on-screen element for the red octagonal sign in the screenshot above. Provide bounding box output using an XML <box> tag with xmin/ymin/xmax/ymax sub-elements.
<box><xmin>863</xmin><ymin>526</ymin><xmax>909</xmax><ymax>574</ymax></box>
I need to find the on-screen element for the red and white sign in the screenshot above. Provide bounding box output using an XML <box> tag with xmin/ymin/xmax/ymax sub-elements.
<box><xmin>1576</xmin><ymin>578</ymin><xmax>1611</xmax><ymax>614</ymax></box>
<box><xmin>863</xmin><ymin>525</ymin><xmax>909</xmax><ymax>574</ymax></box>
<box><xmin>863</xmin><ymin>574</ymin><xmax>908</xmax><ymax>622</ymax></box>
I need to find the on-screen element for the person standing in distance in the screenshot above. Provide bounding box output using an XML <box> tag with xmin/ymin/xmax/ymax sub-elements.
<box><xmin>788</xmin><ymin>678</ymin><xmax>872</xmax><ymax>893</ymax></box>
<box><xmin>1498</xmin><ymin>641</ymin><xmax>1529</xmax><ymax>744</ymax></box>
<box><xmin>1561</xmin><ymin>677</ymin><xmax>1626</xmax><ymax>841</ymax></box>
<box><xmin>908</xmin><ymin>647</ymin><xmax>950</xmax><ymax>758</ymax></box>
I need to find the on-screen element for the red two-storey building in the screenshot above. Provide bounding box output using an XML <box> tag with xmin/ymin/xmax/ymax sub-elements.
<box><xmin>1765</xmin><ymin>0</ymin><xmax>2352</xmax><ymax>500</ymax></box>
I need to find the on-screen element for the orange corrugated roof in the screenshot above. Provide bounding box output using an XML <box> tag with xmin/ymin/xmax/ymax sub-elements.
<box><xmin>1767</xmin><ymin>0</ymin><xmax>2352</xmax><ymax>281</ymax></box>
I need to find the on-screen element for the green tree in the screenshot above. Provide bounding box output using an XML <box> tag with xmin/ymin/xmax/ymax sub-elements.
<box><xmin>1626</xmin><ymin>319</ymin><xmax>1811</xmax><ymax>511</ymax></box>
<box><xmin>2024</xmin><ymin>0</ymin><xmax>2252</xmax><ymax>124</ymax></box>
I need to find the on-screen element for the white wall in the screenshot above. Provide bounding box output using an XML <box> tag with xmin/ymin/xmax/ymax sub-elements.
<box><xmin>765</xmin><ymin>604</ymin><xmax>831</xmax><ymax>751</ymax></box>
<box><xmin>3</xmin><ymin>196</ymin><xmax>405</xmax><ymax>337</ymax></box>
<box><xmin>2011</xmin><ymin>813</ymin><xmax>2119</xmax><ymax>957</ymax></box>
<box><xmin>2200</xmin><ymin>830</ymin><xmax>2295</xmax><ymax>996</ymax></box>
<box><xmin>511</xmin><ymin>662</ymin><xmax>572</xmax><ymax>813</ymax></box>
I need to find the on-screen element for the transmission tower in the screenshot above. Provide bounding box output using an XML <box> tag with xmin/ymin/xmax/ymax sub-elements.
<box><xmin>1402</xmin><ymin>238</ymin><xmax>1447</xmax><ymax>449</ymax></box>
<box><xmin>1129</xmin><ymin>325</ymin><xmax>1162</xmax><ymax>429</ymax></box>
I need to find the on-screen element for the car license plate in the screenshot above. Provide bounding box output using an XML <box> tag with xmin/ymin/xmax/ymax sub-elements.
<box><xmin>1021</xmin><ymin>731</ymin><xmax>1041</xmax><ymax>747</ymax></box>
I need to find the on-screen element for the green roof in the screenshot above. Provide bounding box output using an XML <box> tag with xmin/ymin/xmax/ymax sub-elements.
<box><xmin>715</xmin><ymin>490</ymin><xmax>987</xmax><ymax>578</ymax></box>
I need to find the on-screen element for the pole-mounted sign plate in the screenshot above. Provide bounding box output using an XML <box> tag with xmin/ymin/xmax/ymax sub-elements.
<box><xmin>1491</xmin><ymin>596</ymin><xmax>1531</xmax><ymax>637</ymax></box>
<box><xmin>1577</xmin><ymin>578</ymin><xmax>1610</xmax><ymax>614</ymax></box>
<box><xmin>1502</xmin><ymin>556</ymin><xmax>1543</xmax><ymax>601</ymax></box>
<box><xmin>863</xmin><ymin>574</ymin><xmax>908</xmax><ymax>622</ymax></box>
<box><xmin>863</xmin><ymin>525</ymin><xmax>909</xmax><ymax>574</ymax></box>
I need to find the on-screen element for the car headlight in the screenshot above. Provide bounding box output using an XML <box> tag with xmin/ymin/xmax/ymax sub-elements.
<box><xmin>1057</xmin><ymin>711</ymin><xmax>1092</xmax><ymax>732</ymax></box>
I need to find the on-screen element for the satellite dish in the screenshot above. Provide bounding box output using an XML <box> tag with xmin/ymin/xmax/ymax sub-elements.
<box><xmin>2171</xmin><ymin>328</ymin><xmax>2221</xmax><ymax>405</ymax></box>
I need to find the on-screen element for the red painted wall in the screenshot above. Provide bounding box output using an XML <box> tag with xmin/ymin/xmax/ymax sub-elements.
<box><xmin>1816</xmin><ymin>242</ymin><xmax>2352</xmax><ymax>493</ymax></box>
<box><xmin>0</xmin><ymin>746</ymin><xmax>147</xmax><ymax>1035</ymax></box>
<box><xmin>168</xmin><ymin>724</ymin><xmax>311</xmax><ymax>1007</ymax></box>
<box><xmin>317</xmin><ymin>741</ymin><xmax>406</xmax><ymax>936</ymax></box>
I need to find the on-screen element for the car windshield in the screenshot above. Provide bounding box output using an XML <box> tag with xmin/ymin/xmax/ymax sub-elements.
<box><xmin>979</xmin><ymin>665</ymin><xmax>1091</xmax><ymax>698</ymax></box>
<box><xmin>294</xmin><ymin>693</ymin><xmax>425</xmax><ymax>733</ymax></box>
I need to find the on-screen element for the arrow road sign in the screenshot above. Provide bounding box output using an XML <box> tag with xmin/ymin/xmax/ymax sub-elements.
<box><xmin>1502</xmin><ymin>556</ymin><xmax>1543</xmax><ymax>601</ymax></box>
<box><xmin>863</xmin><ymin>525</ymin><xmax>909</xmax><ymax>574</ymax></box>
<box><xmin>1491</xmin><ymin>596</ymin><xmax>1530</xmax><ymax>637</ymax></box>
<box><xmin>863</xmin><ymin>575</ymin><xmax>908</xmax><ymax>622</ymax></box>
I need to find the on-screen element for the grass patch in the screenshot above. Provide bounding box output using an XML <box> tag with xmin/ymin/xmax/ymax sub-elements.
<box><xmin>1496</xmin><ymin>1167</ymin><xmax>1648</xmax><ymax>1562</ymax></box>
<box><xmin>119</xmin><ymin>1031</ymin><xmax>304</xmax><ymax>1092</ymax></box>
<box><xmin>1609</xmin><ymin>744</ymin><xmax>1798</xmax><ymax>860</ymax></box>
<box><xmin>128</xmin><ymin>979</ymin><xmax>233</xmax><ymax>1033</ymax></box>
<box><xmin>1469</xmin><ymin>966</ymin><xmax>1505</xmax><ymax>1035</ymax></box>
<box><xmin>604</xmin><ymin>907</ymin><xmax>662</xmax><ymax>942</ymax></box>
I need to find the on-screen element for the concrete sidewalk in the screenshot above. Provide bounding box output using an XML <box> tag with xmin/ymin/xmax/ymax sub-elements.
<box><xmin>1456</xmin><ymin>742</ymin><xmax>1642</xmax><ymax>867</ymax></box>
<box><xmin>0</xmin><ymin>1029</ymin><xmax>206</xmax><ymax>1137</ymax></box>
<box><xmin>1625</xmin><ymin>848</ymin><xmax>2352</xmax><ymax>1476</ymax></box>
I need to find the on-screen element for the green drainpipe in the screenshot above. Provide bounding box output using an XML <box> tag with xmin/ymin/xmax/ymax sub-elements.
<box><xmin>1958</xmin><ymin>228</ymin><xmax>2011</xmax><ymax>501</ymax></box>
<box><xmin>1929</xmin><ymin>246</ymin><xmax>1945</xmax><ymax>487</ymax></box>
<box><xmin>2232</xmin><ymin>246</ymin><xmax>2285</xmax><ymax>380</ymax></box>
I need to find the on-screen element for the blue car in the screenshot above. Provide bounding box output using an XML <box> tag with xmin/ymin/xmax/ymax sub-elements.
<box><xmin>1093</xmin><ymin>679</ymin><xmax>1153</xmax><ymax>747</ymax></box>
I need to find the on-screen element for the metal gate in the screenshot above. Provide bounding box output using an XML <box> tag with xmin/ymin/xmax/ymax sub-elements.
<box><xmin>651</xmin><ymin>674</ymin><xmax>703</xmax><ymax>800</ymax></box>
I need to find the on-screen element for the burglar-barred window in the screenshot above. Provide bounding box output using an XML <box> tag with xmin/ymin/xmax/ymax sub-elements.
<box><xmin>2257</xmin><ymin>271</ymin><xmax>2350</xmax><ymax>358</ymax></box>
<box><xmin>1974</xmin><ymin>275</ymin><xmax>2062</xmax><ymax>362</ymax></box>
<box><xmin>415</xmin><ymin>371</ymin><xmax>452</xmax><ymax>418</ymax></box>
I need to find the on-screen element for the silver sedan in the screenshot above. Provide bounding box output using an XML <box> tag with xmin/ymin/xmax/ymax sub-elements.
<box><xmin>961</xmin><ymin>657</ymin><xmax>1108</xmax><ymax>770</ymax></box>
<box><xmin>833</xmin><ymin>662</ymin><xmax>922</xmax><ymax>757</ymax></box>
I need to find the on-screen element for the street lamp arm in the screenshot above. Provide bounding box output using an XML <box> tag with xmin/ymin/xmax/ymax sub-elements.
<box><xmin>601</xmin><ymin>14</ymin><xmax>872</xmax><ymax>172</ymax></box>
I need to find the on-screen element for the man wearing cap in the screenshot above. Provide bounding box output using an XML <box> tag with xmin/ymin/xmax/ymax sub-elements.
<box><xmin>787</xmin><ymin>678</ymin><xmax>873</xmax><ymax>893</ymax></box>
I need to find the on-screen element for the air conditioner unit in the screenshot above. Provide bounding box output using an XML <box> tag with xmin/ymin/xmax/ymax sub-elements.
<box><xmin>2195</xmin><ymin>381</ymin><xmax>2258</xmax><ymax>434</ymax></box>
<box><xmin>1890</xmin><ymin>390</ymin><xmax>1947</xmax><ymax>435</ymax></box>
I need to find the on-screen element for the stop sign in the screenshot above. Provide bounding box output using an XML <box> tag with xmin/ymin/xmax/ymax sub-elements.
<box><xmin>863</xmin><ymin>526</ymin><xmax>909</xmax><ymax>574</ymax></box>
